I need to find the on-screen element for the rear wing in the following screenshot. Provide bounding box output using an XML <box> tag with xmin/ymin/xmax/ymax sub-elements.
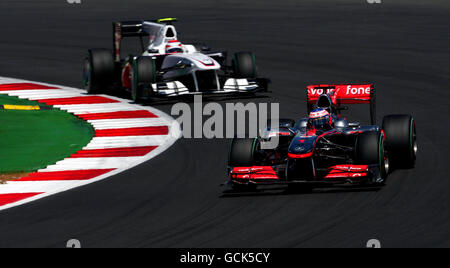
<box><xmin>113</xmin><ymin>21</ymin><xmax>147</xmax><ymax>61</ymax></box>
<box><xmin>112</xmin><ymin>18</ymin><xmax>179</xmax><ymax>61</ymax></box>
<box><xmin>306</xmin><ymin>84</ymin><xmax>376</xmax><ymax>125</ymax></box>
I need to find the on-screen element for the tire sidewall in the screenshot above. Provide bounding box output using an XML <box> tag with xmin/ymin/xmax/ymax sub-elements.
<box><xmin>356</xmin><ymin>131</ymin><xmax>388</xmax><ymax>181</ymax></box>
<box><xmin>132</xmin><ymin>57</ymin><xmax>156</xmax><ymax>103</ymax></box>
<box><xmin>228</xmin><ymin>138</ymin><xmax>259</xmax><ymax>167</ymax></box>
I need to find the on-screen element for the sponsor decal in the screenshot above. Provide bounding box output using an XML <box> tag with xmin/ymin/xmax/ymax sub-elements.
<box><xmin>345</xmin><ymin>85</ymin><xmax>371</xmax><ymax>96</ymax></box>
<box><xmin>307</xmin><ymin>86</ymin><xmax>335</xmax><ymax>96</ymax></box>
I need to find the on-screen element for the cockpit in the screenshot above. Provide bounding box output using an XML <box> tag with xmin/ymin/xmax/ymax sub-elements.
<box><xmin>143</xmin><ymin>22</ymin><xmax>180</xmax><ymax>54</ymax></box>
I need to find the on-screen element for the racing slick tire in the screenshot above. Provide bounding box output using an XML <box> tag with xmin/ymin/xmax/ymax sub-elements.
<box><xmin>382</xmin><ymin>115</ymin><xmax>417</xmax><ymax>168</ymax></box>
<box><xmin>229</xmin><ymin>138</ymin><xmax>259</xmax><ymax>167</ymax></box>
<box><xmin>232</xmin><ymin>52</ymin><xmax>257</xmax><ymax>79</ymax></box>
<box><xmin>132</xmin><ymin>57</ymin><xmax>156</xmax><ymax>103</ymax></box>
<box><xmin>355</xmin><ymin>131</ymin><xmax>389</xmax><ymax>183</ymax></box>
<box><xmin>83</xmin><ymin>49</ymin><xmax>114</xmax><ymax>94</ymax></box>
<box><xmin>228</xmin><ymin>138</ymin><xmax>260</xmax><ymax>192</ymax></box>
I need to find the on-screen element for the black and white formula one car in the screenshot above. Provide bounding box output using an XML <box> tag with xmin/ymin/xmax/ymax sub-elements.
<box><xmin>83</xmin><ymin>18</ymin><xmax>270</xmax><ymax>102</ymax></box>
<box><xmin>227</xmin><ymin>84</ymin><xmax>417</xmax><ymax>192</ymax></box>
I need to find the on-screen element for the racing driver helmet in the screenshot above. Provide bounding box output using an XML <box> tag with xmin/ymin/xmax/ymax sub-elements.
<box><xmin>166</xmin><ymin>41</ymin><xmax>184</xmax><ymax>54</ymax></box>
<box><xmin>308</xmin><ymin>108</ymin><xmax>333</xmax><ymax>131</ymax></box>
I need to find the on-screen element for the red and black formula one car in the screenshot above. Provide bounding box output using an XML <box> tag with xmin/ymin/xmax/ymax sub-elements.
<box><xmin>227</xmin><ymin>83</ymin><xmax>417</xmax><ymax>191</ymax></box>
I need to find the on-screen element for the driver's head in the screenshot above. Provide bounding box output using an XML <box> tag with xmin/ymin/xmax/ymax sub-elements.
<box><xmin>308</xmin><ymin>108</ymin><xmax>332</xmax><ymax>131</ymax></box>
<box><xmin>166</xmin><ymin>41</ymin><xmax>183</xmax><ymax>54</ymax></box>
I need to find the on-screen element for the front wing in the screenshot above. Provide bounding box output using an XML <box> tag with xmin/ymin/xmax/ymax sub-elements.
<box><xmin>228</xmin><ymin>164</ymin><xmax>376</xmax><ymax>186</ymax></box>
<box><xmin>147</xmin><ymin>78</ymin><xmax>270</xmax><ymax>98</ymax></box>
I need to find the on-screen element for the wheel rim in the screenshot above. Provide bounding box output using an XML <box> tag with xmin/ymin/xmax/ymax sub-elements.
<box><xmin>411</xmin><ymin>120</ymin><xmax>417</xmax><ymax>161</ymax></box>
<box><xmin>383</xmin><ymin>155</ymin><xmax>390</xmax><ymax>175</ymax></box>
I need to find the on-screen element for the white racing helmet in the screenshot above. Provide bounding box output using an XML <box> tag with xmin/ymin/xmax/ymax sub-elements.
<box><xmin>165</xmin><ymin>40</ymin><xmax>184</xmax><ymax>54</ymax></box>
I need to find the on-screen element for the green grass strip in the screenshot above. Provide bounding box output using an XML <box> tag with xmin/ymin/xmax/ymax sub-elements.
<box><xmin>0</xmin><ymin>94</ymin><xmax>94</xmax><ymax>173</ymax></box>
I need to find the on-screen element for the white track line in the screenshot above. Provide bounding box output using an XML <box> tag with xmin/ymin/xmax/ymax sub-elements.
<box><xmin>83</xmin><ymin>135</ymin><xmax>170</xmax><ymax>149</ymax></box>
<box><xmin>87</xmin><ymin>118</ymin><xmax>169</xmax><ymax>129</ymax></box>
<box><xmin>40</xmin><ymin>157</ymin><xmax>145</xmax><ymax>172</ymax></box>
<box><xmin>59</xmin><ymin>103</ymin><xmax>146</xmax><ymax>114</ymax></box>
<box><xmin>0</xmin><ymin>181</ymin><xmax>96</xmax><ymax>194</ymax></box>
<box><xmin>2</xmin><ymin>90</ymin><xmax>84</xmax><ymax>99</ymax></box>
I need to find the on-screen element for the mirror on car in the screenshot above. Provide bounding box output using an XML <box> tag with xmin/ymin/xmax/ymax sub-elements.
<box><xmin>175</xmin><ymin>60</ymin><xmax>188</xmax><ymax>69</ymax></box>
<box><xmin>201</xmin><ymin>45</ymin><xmax>211</xmax><ymax>52</ymax></box>
<box><xmin>175</xmin><ymin>60</ymin><xmax>194</xmax><ymax>69</ymax></box>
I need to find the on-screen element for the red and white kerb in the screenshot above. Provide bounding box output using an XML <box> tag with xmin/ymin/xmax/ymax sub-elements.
<box><xmin>0</xmin><ymin>78</ymin><xmax>181</xmax><ymax>211</ymax></box>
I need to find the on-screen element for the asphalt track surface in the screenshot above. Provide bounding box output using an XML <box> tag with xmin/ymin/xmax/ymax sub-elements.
<box><xmin>0</xmin><ymin>0</ymin><xmax>449</xmax><ymax>248</ymax></box>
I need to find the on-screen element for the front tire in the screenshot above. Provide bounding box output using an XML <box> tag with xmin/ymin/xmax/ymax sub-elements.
<box><xmin>228</xmin><ymin>138</ymin><xmax>259</xmax><ymax>167</ymax></box>
<box><xmin>132</xmin><ymin>57</ymin><xmax>156</xmax><ymax>103</ymax></box>
<box><xmin>228</xmin><ymin>138</ymin><xmax>260</xmax><ymax>192</ymax></box>
<box><xmin>232</xmin><ymin>52</ymin><xmax>257</xmax><ymax>79</ymax></box>
<box><xmin>382</xmin><ymin>115</ymin><xmax>417</xmax><ymax>168</ymax></box>
<box><xmin>355</xmin><ymin>131</ymin><xmax>389</xmax><ymax>183</ymax></box>
<box><xmin>83</xmin><ymin>49</ymin><xmax>114</xmax><ymax>94</ymax></box>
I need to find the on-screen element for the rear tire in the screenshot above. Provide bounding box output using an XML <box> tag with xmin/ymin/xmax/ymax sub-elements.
<box><xmin>355</xmin><ymin>131</ymin><xmax>389</xmax><ymax>183</ymax></box>
<box><xmin>132</xmin><ymin>57</ymin><xmax>156</xmax><ymax>103</ymax></box>
<box><xmin>232</xmin><ymin>52</ymin><xmax>257</xmax><ymax>79</ymax></box>
<box><xmin>382</xmin><ymin>115</ymin><xmax>417</xmax><ymax>168</ymax></box>
<box><xmin>83</xmin><ymin>49</ymin><xmax>114</xmax><ymax>94</ymax></box>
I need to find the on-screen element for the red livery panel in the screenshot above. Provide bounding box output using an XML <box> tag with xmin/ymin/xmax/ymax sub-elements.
<box><xmin>324</xmin><ymin>165</ymin><xmax>369</xmax><ymax>179</ymax></box>
<box><xmin>307</xmin><ymin>84</ymin><xmax>374</xmax><ymax>105</ymax></box>
<box><xmin>230</xmin><ymin>166</ymin><xmax>280</xmax><ymax>180</ymax></box>
<box><xmin>288</xmin><ymin>152</ymin><xmax>313</xmax><ymax>159</ymax></box>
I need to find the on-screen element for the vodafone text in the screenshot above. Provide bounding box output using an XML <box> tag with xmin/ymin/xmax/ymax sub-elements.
<box><xmin>307</xmin><ymin>85</ymin><xmax>371</xmax><ymax>96</ymax></box>
<box><xmin>345</xmin><ymin>85</ymin><xmax>371</xmax><ymax>95</ymax></box>
<box><xmin>180</xmin><ymin>252</ymin><xmax>271</xmax><ymax>265</ymax></box>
